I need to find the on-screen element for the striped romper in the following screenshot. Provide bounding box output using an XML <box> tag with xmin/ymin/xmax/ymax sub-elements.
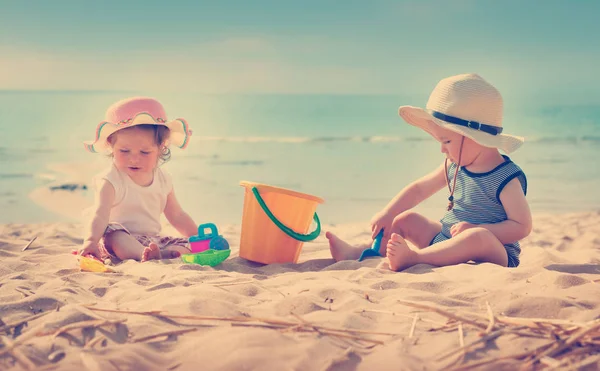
<box><xmin>429</xmin><ymin>155</ymin><xmax>528</xmax><ymax>267</ymax></box>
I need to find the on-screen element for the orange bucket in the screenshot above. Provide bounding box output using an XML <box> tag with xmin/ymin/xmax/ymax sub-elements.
<box><xmin>239</xmin><ymin>181</ymin><xmax>324</xmax><ymax>264</ymax></box>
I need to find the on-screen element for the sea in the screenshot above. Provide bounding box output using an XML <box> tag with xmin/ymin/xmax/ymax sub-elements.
<box><xmin>1</xmin><ymin>91</ymin><xmax>599</xmax><ymax>226</ymax></box>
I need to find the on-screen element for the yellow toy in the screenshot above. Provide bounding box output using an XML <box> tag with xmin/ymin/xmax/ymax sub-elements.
<box><xmin>72</xmin><ymin>250</ymin><xmax>115</xmax><ymax>273</ymax></box>
<box><xmin>79</xmin><ymin>255</ymin><xmax>115</xmax><ymax>272</ymax></box>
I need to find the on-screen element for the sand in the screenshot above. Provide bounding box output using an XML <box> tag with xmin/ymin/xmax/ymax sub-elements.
<box><xmin>1</xmin><ymin>211</ymin><xmax>600</xmax><ymax>370</ymax></box>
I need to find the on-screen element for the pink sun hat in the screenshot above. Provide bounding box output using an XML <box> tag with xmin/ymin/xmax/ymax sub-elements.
<box><xmin>84</xmin><ymin>97</ymin><xmax>192</xmax><ymax>153</ymax></box>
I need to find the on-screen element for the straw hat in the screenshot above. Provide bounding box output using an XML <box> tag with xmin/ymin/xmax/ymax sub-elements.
<box><xmin>398</xmin><ymin>73</ymin><xmax>524</xmax><ymax>153</ymax></box>
<box><xmin>84</xmin><ymin>97</ymin><xmax>192</xmax><ymax>153</ymax></box>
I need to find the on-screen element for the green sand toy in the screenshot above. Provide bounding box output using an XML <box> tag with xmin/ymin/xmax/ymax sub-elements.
<box><xmin>182</xmin><ymin>223</ymin><xmax>231</xmax><ymax>267</ymax></box>
<box><xmin>181</xmin><ymin>249</ymin><xmax>231</xmax><ymax>267</ymax></box>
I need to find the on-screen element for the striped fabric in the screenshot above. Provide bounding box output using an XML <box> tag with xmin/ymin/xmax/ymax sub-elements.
<box><xmin>434</xmin><ymin>155</ymin><xmax>528</xmax><ymax>267</ymax></box>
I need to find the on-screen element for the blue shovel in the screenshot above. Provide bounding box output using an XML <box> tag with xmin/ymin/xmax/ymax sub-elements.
<box><xmin>358</xmin><ymin>228</ymin><xmax>384</xmax><ymax>262</ymax></box>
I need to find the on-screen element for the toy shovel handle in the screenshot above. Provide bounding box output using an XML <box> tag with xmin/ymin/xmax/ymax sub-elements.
<box><xmin>372</xmin><ymin>228</ymin><xmax>384</xmax><ymax>252</ymax></box>
<box><xmin>197</xmin><ymin>223</ymin><xmax>218</xmax><ymax>238</ymax></box>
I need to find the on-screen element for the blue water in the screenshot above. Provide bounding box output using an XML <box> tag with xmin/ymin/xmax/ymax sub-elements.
<box><xmin>1</xmin><ymin>91</ymin><xmax>599</xmax><ymax>225</ymax></box>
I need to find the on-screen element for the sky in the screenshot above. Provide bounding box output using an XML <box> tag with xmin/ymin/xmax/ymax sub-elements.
<box><xmin>1</xmin><ymin>0</ymin><xmax>599</xmax><ymax>101</ymax></box>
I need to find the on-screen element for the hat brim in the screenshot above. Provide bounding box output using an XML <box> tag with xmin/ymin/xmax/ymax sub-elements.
<box><xmin>84</xmin><ymin>119</ymin><xmax>192</xmax><ymax>153</ymax></box>
<box><xmin>398</xmin><ymin>106</ymin><xmax>524</xmax><ymax>154</ymax></box>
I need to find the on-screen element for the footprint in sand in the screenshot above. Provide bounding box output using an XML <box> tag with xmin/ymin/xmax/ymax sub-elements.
<box><xmin>554</xmin><ymin>274</ymin><xmax>588</xmax><ymax>289</ymax></box>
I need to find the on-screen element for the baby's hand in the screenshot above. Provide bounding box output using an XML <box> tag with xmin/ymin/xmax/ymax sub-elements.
<box><xmin>370</xmin><ymin>210</ymin><xmax>395</xmax><ymax>240</ymax></box>
<box><xmin>79</xmin><ymin>240</ymin><xmax>101</xmax><ymax>258</ymax></box>
<box><xmin>450</xmin><ymin>222</ymin><xmax>476</xmax><ymax>237</ymax></box>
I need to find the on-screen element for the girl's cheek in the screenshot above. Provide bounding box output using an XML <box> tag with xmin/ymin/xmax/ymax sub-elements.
<box><xmin>115</xmin><ymin>152</ymin><xmax>128</xmax><ymax>162</ymax></box>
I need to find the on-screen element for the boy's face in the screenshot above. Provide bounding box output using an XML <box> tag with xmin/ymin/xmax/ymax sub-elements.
<box><xmin>428</xmin><ymin>124</ymin><xmax>481</xmax><ymax>166</ymax></box>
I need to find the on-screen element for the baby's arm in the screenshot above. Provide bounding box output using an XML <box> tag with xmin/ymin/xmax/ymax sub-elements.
<box><xmin>475</xmin><ymin>177</ymin><xmax>532</xmax><ymax>244</ymax></box>
<box><xmin>164</xmin><ymin>189</ymin><xmax>197</xmax><ymax>238</ymax></box>
<box><xmin>79</xmin><ymin>180</ymin><xmax>115</xmax><ymax>257</ymax></box>
<box><xmin>371</xmin><ymin>163</ymin><xmax>447</xmax><ymax>238</ymax></box>
<box><xmin>383</xmin><ymin>162</ymin><xmax>447</xmax><ymax>215</ymax></box>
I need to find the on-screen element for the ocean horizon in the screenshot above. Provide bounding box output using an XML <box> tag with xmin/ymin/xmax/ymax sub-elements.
<box><xmin>1</xmin><ymin>91</ymin><xmax>599</xmax><ymax>226</ymax></box>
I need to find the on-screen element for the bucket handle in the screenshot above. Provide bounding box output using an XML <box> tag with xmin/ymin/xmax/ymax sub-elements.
<box><xmin>251</xmin><ymin>187</ymin><xmax>321</xmax><ymax>242</ymax></box>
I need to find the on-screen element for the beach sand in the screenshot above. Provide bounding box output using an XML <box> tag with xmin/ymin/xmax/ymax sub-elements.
<box><xmin>1</xmin><ymin>210</ymin><xmax>600</xmax><ymax>370</ymax></box>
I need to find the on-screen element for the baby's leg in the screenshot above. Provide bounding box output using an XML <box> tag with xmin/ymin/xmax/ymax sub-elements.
<box><xmin>105</xmin><ymin>231</ymin><xmax>153</xmax><ymax>261</ymax></box>
<box><xmin>326</xmin><ymin>232</ymin><xmax>370</xmax><ymax>261</ymax></box>
<box><xmin>327</xmin><ymin>211</ymin><xmax>441</xmax><ymax>262</ymax></box>
<box><xmin>157</xmin><ymin>237</ymin><xmax>191</xmax><ymax>259</ymax></box>
<box><xmin>386</xmin><ymin>228</ymin><xmax>508</xmax><ymax>271</ymax></box>
<box><xmin>381</xmin><ymin>211</ymin><xmax>441</xmax><ymax>255</ymax></box>
<box><xmin>162</xmin><ymin>244</ymin><xmax>191</xmax><ymax>258</ymax></box>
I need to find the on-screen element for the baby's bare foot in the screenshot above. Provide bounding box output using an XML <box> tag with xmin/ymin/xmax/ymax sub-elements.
<box><xmin>161</xmin><ymin>249</ymin><xmax>182</xmax><ymax>259</ymax></box>
<box><xmin>326</xmin><ymin>231</ymin><xmax>364</xmax><ymax>261</ymax></box>
<box><xmin>377</xmin><ymin>258</ymin><xmax>391</xmax><ymax>270</ymax></box>
<box><xmin>386</xmin><ymin>233</ymin><xmax>418</xmax><ymax>271</ymax></box>
<box><xmin>141</xmin><ymin>242</ymin><xmax>160</xmax><ymax>262</ymax></box>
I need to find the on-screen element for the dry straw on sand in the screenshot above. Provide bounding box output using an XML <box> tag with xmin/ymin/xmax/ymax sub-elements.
<box><xmin>1</xmin><ymin>300</ymin><xmax>599</xmax><ymax>370</ymax></box>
